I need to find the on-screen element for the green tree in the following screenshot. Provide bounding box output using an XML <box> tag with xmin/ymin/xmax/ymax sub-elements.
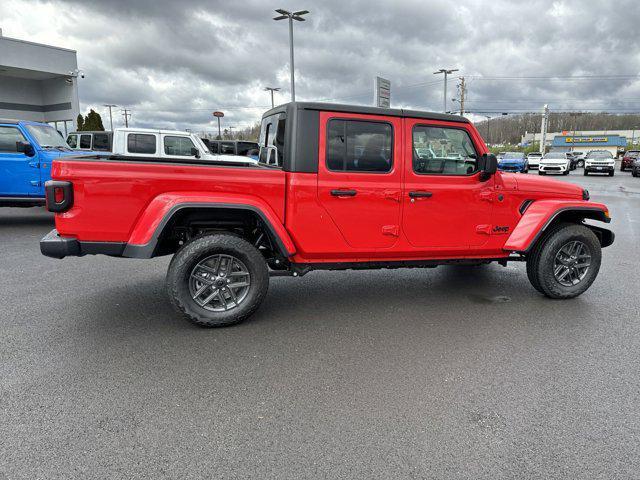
<box><xmin>83</xmin><ymin>109</ymin><xmax>105</xmax><ymax>131</ymax></box>
<box><xmin>76</xmin><ymin>114</ymin><xmax>84</xmax><ymax>131</ymax></box>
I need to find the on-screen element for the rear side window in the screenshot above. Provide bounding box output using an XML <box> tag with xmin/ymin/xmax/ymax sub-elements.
<box><xmin>237</xmin><ymin>142</ymin><xmax>256</xmax><ymax>156</ymax></box>
<box><xmin>127</xmin><ymin>133</ymin><xmax>156</xmax><ymax>154</ymax></box>
<box><xmin>66</xmin><ymin>134</ymin><xmax>78</xmax><ymax>149</ymax></box>
<box><xmin>412</xmin><ymin>126</ymin><xmax>478</xmax><ymax>175</ymax></box>
<box><xmin>220</xmin><ymin>142</ymin><xmax>235</xmax><ymax>154</ymax></box>
<box><xmin>209</xmin><ymin>141</ymin><xmax>219</xmax><ymax>153</ymax></box>
<box><xmin>326</xmin><ymin>119</ymin><xmax>393</xmax><ymax>173</ymax></box>
<box><xmin>258</xmin><ymin>113</ymin><xmax>286</xmax><ymax>167</ymax></box>
<box><xmin>164</xmin><ymin>136</ymin><xmax>196</xmax><ymax>156</ymax></box>
<box><xmin>0</xmin><ymin>126</ymin><xmax>26</xmax><ymax>152</ymax></box>
<box><xmin>93</xmin><ymin>133</ymin><xmax>110</xmax><ymax>151</ymax></box>
<box><xmin>80</xmin><ymin>134</ymin><xmax>92</xmax><ymax>149</ymax></box>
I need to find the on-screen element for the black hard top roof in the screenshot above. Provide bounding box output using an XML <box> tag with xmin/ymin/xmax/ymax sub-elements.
<box><xmin>262</xmin><ymin>101</ymin><xmax>470</xmax><ymax>124</ymax></box>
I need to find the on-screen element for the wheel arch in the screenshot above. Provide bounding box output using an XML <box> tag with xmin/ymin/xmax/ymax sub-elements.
<box><xmin>123</xmin><ymin>200</ymin><xmax>295</xmax><ymax>259</ymax></box>
<box><xmin>504</xmin><ymin>202</ymin><xmax>613</xmax><ymax>254</ymax></box>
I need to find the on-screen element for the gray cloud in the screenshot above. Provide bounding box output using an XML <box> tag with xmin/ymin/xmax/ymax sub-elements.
<box><xmin>3</xmin><ymin>0</ymin><xmax>639</xmax><ymax>132</ymax></box>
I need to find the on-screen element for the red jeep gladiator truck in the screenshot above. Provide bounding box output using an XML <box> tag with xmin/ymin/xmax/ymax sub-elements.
<box><xmin>40</xmin><ymin>102</ymin><xmax>614</xmax><ymax>327</ymax></box>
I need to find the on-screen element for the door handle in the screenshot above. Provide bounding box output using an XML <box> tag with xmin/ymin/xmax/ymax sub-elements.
<box><xmin>330</xmin><ymin>189</ymin><xmax>357</xmax><ymax>197</ymax></box>
<box><xmin>408</xmin><ymin>191</ymin><xmax>433</xmax><ymax>198</ymax></box>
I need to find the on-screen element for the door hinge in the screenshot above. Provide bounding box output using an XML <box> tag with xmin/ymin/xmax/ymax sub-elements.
<box><xmin>28</xmin><ymin>161</ymin><xmax>40</xmax><ymax>168</ymax></box>
<box><xmin>30</xmin><ymin>180</ymin><xmax>42</xmax><ymax>187</ymax></box>
<box><xmin>476</xmin><ymin>224</ymin><xmax>492</xmax><ymax>235</ymax></box>
<box><xmin>382</xmin><ymin>225</ymin><xmax>399</xmax><ymax>237</ymax></box>
<box><xmin>479</xmin><ymin>190</ymin><xmax>494</xmax><ymax>202</ymax></box>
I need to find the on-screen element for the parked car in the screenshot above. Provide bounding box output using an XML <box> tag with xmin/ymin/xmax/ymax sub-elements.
<box><xmin>571</xmin><ymin>151</ymin><xmax>586</xmax><ymax>168</ymax></box>
<box><xmin>66</xmin><ymin>131</ymin><xmax>113</xmax><ymax>152</ymax></box>
<box><xmin>41</xmin><ymin>103</ymin><xmax>614</xmax><ymax>327</ymax></box>
<box><xmin>0</xmin><ymin>119</ymin><xmax>105</xmax><ymax>207</ymax></box>
<box><xmin>202</xmin><ymin>139</ymin><xmax>260</xmax><ymax>160</ymax></box>
<box><xmin>539</xmin><ymin>152</ymin><xmax>571</xmax><ymax>175</ymax></box>
<box><xmin>497</xmin><ymin>152</ymin><xmax>528</xmax><ymax>173</ymax></box>
<box><xmin>632</xmin><ymin>157</ymin><xmax>640</xmax><ymax>177</ymax></box>
<box><xmin>584</xmin><ymin>150</ymin><xmax>615</xmax><ymax>176</ymax></box>
<box><xmin>527</xmin><ymin>152</ymin><xmax>542</xmax><ymax>169</ymax></box>
<box><xmin>620</xmin><ymin>150</ymin><xmax>640</xmax><ymax>171</ymax></box>
<box><xmin>110</xmin><ymin>128</ymin><xmax>258</xmax><ymax>165</ymax></box>
<box><xmin>565</xmin><ymin>152</ymin><xmax>579</xmax><ymax>170</ymax></box>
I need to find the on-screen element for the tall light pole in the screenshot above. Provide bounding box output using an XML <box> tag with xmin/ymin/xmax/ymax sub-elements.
<box><xmin>213</xmin><ymin>111</ymin><xmax>224</xmax><ymax>140</ymax></box>
<box><xmin>264</xmin><ymin>87</ymin><xmax>281</xmax><ymax>108</ymax></box>
<box><xmin>433</xmin><ymin>68</ymin><xmax>458</xmax><ymax>113</ymax></box>
<box><xmin>103</xmin><ymin>104</ymin><xmax>117</xmax><ymax>131</ymax></box>
<box><xmin>273</xmin><ymin>9</ymin><xmax>309</xmax><ymax>102</ymax></box>
<box><xmin>632</xmin><ymin>125</ymin><xmax>638</xmax><ymax>148</ymax></box>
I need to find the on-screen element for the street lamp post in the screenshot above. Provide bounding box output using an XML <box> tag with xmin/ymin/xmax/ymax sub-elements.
<box><xmin>632</xmin><ymin>125</ymin><xmax>638</xmax><ymax>148</ymax></box>
<box><xmin>213</xmin><ymin>111</ymin><xmax>224</xmax><ymax>140</ymax></box>
<box><xmin>264</xmin><ymin>87</ymin><xmax>281</xmax><ymax>108</ymax></box>
<box><xmin>273</xmin><ymin>9</ymin><xmax>309</xmax><ymax>102</ymax></box>
<box><xmin>433</xmin><ymin>68</ymin><xmax>458</xmax><ymax>113</ymax></box>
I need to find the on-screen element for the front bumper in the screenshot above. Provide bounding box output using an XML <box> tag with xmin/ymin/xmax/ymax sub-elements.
<box><xmin>40</xmin><ymin>229</ymin><xmax>125</xmax><ymax>259</ymax></box>
<box><xmin>498</xmin><ymin>164</ymin><xmax>526</xmax><ymax>172</ymax></box>
<box><xmin>539</xmin><ymin>163</ymin><xmax>568</xmax><ymax>173</ymax></box>
<box><xmin>585</xmin><ymin>164</ymin><xmax>614</xmax><ymax>173</ymax></box>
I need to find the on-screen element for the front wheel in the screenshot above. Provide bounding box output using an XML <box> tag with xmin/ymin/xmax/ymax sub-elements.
<box><xmin>526</xmin><ymin>223</ymin><xmax>601</xmax><ymax>299</ymax></box>
<box><xmin>577</xmin><ymin>160</ymin><xmax>584</xmax><ymax>168</ymax></box>
<box><xmin>166</xmin><ymin>234</ymin><xmax>269</xmax><ymax>327</ymax></box>
<box><xmin>609</xmin><ymin>171</ymin><xmax>615</xmax><ymax>177</ymax></box>
<box><xmin>583</xmin><ymin>170</ymin><xmax>589</xmax><ymax>176</ymax></box>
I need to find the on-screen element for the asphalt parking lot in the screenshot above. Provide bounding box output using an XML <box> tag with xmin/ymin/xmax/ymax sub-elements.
<box><xmin>1</xmin><ymin>169</ymin><xmax>639</xmax><ymax>479</ymax></box>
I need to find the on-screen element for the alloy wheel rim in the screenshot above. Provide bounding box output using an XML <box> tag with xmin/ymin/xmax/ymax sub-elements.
<box><xmin>553</xmin><ymin>241</ymin><xmax>591</xmax><ymax>287</ymax></box>
<box><xmin>188</xmin><ymin>254</ymin><xmax>251</xmax><ymax>312</ymax></box>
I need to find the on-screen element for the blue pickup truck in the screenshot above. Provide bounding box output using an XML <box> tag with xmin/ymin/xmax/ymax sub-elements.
<box><xmin>0</xmin><ymin>119</ymin><xmax>98</xmax><ymax>207</ymax></box>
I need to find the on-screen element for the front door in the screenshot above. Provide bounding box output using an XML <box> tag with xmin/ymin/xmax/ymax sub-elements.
<box><xmin>0</xmin><ymin>125</ymin><xmax>39</xmax><ymax>197</ymax></box>
<box><xmin>317</xmin><ymin>112</ymin><xmax>402</xmax><ymax>249</ymax></box>
<box><xmin>402</xmin><ymin>120</ymin><xmax>493</xmax><ymax>249</ymax></box>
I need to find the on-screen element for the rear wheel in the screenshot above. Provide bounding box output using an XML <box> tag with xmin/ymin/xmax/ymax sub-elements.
<box><xmin>577</xmin><ymin>160</ymin><xmax>584</xmax><ymax>168</ymax></box>
<box><xmin>633</xmin><ymin>170</ymin><xmax>639</xmax><ymax>177</ymax></box>
<box><xmin>166</xmin><ymin>234</ymin><xmax>269</xmax><ymax>327</ymax></box>
<box><xmin>526</xmin><ymin>223</ymin><xmax>601</xmax><ymax>299</ymax></box>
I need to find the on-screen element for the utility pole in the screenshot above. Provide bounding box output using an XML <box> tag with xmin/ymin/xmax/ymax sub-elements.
<box><xmin>540</xmin><ymin>104</ymin><xmax>549</xmax><ymax>155</ymax></box>
<box><xmin>274</xmin><ymin>9</ymin><xmax>309</xmax><ymax>102</ymax></box>
<box><xmin>457</xmin><ymin>77</ymin><xmax>466</xmax><ymax>115</ymax></box>
<box><xmin>264</xmin><ymin>87</ymin><xmax>281</xmax><ymax>108</ymax></box>
<box><xmin>121</xmin><ymin>108</ymin><xmax>131</xmax><ymax>128</ymax></box>
<box><xmin>103</xmin><ymin>104</ymin><xmax>117</xmax><ymax>131</ymax></box>
<box><xmin>433</xmin><ymin>68</ymin><xmax>458</xmax><ymax>113</ymax></box>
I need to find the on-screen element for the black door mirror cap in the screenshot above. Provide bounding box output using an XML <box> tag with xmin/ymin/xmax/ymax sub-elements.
<box><xmin>480</xmin><ymin>153</ymin><xmax>497</xmax><ymax>181</ymax></box>
<box><xmin>16</xmin><ymin>141</ymin><xmax>36</xmax><ymax>157</ymax></box>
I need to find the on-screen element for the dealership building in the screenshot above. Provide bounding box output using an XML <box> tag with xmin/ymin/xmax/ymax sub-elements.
<box><xmin>0</xmin><ymin>31</ymin><xmax>80</xmax><ymax>134</ymax></box>
<box><xmin>550</xmin><ymin>134</ymin><xmax>627</xmax><ymax>157</ymax></box>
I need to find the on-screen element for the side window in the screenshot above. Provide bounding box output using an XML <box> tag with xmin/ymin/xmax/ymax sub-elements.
<box><xmin>66</xmin><ymin>134</ymin><xmax>78</xmax><ymax>149</ymax></box>
<box><xmin>164</xmin><ymin>136</ymin><xmax>196</xmax><ymax>156</ymax></box>
<box><xmin>0</xmin><ymin>126</ymin><xmax>27</xmax><ymax>152</ymax></box>
<box><xmin>220</xmin><ymin>142</ymin><xmax>235</xmax><ymax>154</ymax></box>
<box><xmin>258</xmin><ymin>113</ymin><xmax>286</xmax><ymax>167</ymax></box>
<box><xmin>236</xmin><ymin>142</ymin><xmax>254</xmax><ymax>156</ymax></box>
<box><xmin>93</xmin><ymin>133</ymin><xmax>110</xmax><ymax>151</ymax></box>
<box><xmin>326</xmin><ymin>119</ymin><xmax>393</xmax><ymax>173</ymax></box>
<box><xmin>80</xmin><ymin>134</ymin><xmax>92</xmax><ymax>149</ymax></box>
<box><xmin>412</xmin><ymin>126</ymin><xmax>478</xmax><ymax>175</ymax></box>
<box><xmin>209</xmin><ymin>141</ymin><xmax>219</xmax><ymax>154</ymax></box>
<box><xmin>127</xmin><ymin>133</ymin><xmax>156</xmax><ymax>154</ymax></box>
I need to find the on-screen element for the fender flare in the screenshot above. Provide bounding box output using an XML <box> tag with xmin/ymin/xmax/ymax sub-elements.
<box><xmin>122</xmin><ymin>193</ymin><xmax>296</xmax><ymax>258</ymax></box>
<box><xmin>503</xmin><ymin>201</ymin><xmax>612</xmax><ymax>253</ymax></box>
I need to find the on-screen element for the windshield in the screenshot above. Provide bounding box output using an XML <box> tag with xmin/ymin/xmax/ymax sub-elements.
<box><xmin>502</xmin><ymin>152</ymin><xmax>523</xmax><ymax>160</ymax></box>
<box><xmin>587</xmin><ymin>151</ymin><xmax>612</xmax><ymax>158</ymax></box>
<box><xmin>26</xmin><ymin>124</ymin><xmax>69</xmax><ymax>149</ymax></box>
<box><xmin>544</xmin><ymin>153</ymin><xmax>565</xmax><ymax>159</ymax></box>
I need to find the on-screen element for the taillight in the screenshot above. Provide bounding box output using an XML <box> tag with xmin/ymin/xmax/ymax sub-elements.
<box><xmin>45</xmin><ymin>180</ymin><xmax>74</xmax><ymax>213</ymax></box>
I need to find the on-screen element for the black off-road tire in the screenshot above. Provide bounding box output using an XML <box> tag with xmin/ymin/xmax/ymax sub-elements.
<box><xmin>166</xmin><ymin>234</ymin><xmax>269</xmax><ymax>327</ymax></box>
<box><xmin>526</xmin><ymin>223</ymin><xmax>601</xmax><ymax>299</ymax></box>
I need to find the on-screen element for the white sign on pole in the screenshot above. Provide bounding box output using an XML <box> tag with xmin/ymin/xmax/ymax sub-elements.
<box><xmin>375</xmin><ymin>76</ymin><xmax>391</xmax><ymax>108</ymax></box>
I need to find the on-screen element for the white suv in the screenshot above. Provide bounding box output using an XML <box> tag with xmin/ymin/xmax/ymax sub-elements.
<box><xmin>584</xmin><ymin>150</ymin><xmax>615</xmax><ymax>177</ymax></box>
<box><xmin>527</xmin><ymin>152</ymin><xmax>542</xmax><ymax>169</ymax></box>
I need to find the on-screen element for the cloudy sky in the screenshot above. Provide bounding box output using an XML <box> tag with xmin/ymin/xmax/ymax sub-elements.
<box><xmin>1</xmin><ymin>0</ymin><xmax>639</xmax><ymax>133</ymax></box>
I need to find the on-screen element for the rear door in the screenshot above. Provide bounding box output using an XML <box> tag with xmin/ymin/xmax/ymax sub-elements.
<box><xmin>0</xmin><ymin>125</ymin><xmax>39</xmax><ymax>197</ymax></box>
<box><xmin>317</xmin><ymin>111</ymin><xmax>402</xmax><ymax>249</ymax></box>
<box><xmin>402</xmin><ymin>120</ymin><xmax>493</xmax><ymax>249</ymax></box>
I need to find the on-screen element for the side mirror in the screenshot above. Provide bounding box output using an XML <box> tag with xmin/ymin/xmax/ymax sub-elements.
<box><xmin>190</xmin><ymin>147</ymin><xmax>201</xmax><ymax>159</ymax></box>
<box><xmin>16</xmin><ymin>141</ymin><xmax>35</xmax><ymax>157</ymax></box>
<box><xmin>479</xmin><ymin>153</ymin><xmax>497</xmax><ymax>181</ymax></box>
